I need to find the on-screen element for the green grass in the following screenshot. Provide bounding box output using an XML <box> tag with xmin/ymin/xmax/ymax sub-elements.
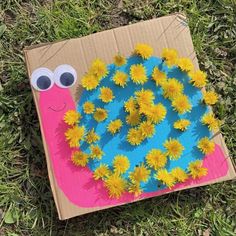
<box><xmin>0</xmin><ymin>0</ymin><xmax>236</xmax><ymax>235</ymax></box>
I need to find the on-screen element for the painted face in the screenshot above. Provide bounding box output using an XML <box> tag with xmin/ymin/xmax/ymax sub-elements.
<box><xmin>31</xmin><ymin>64</ymin><xmax>76</xmax><ymax>108</ymax></box>
<box><xmin>31</xmin><ymin>64</ymin><xmax>77</xmax><ymax>121</ymax></box>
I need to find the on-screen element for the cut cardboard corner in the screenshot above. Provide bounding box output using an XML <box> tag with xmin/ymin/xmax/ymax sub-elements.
<box><xmin>24</xmin><ymin>13</ymin><xmax>236</xmax><ymax>220</ymax></box>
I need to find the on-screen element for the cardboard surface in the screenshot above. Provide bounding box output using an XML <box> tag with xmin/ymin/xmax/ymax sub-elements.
<box><xmin>24</xmin><ymin>13</ymin><xmax>236</xmax><ymax>220</ymax></box>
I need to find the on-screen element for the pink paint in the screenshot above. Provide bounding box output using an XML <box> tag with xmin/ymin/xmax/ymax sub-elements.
<box><xmin>39</xmin><ymin>86</ymin><xmax>229</xmax><ymax>208</ymax></box>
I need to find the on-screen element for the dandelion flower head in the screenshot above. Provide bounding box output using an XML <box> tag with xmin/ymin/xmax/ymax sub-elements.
<box><xmin>162</xmin><ymin>78</ymin><xmax>184</xmax><ymax>100</ymax></box>
<box><xmin>71</xmin><ymin>150</ymin><xmax>89</xmax><ymax>167</ymax></box>
<box><xmin>161</xmin><ymin>48</ymin><xmax>178</xmax><ymax>67</ymax></box>
<box><xmin>113</xmin><ymin>155</ymin><xmax>130</xmax><ymax>174</ymax></box>
<box><xmin>177</xmin><ymin>58</ymin><xmax>194</xmax><ymax>72</ymax></box>
<box><xmin>134</xmin><ymin>43</ymin><xmax>153</xmax><ymax>59</ymax></box>
<box><xmin>164</xmin><ymin>138</ymin><xmax>184</xmax><ymax>160</ymax></box>
<box><xmin>156</xmin><ymin>169</ymin><xmax>175</xmax><ymax>188</ymax></box>
<box><xmin>85</xmin><ymin>128</ymin><xmax>100</xmax><ymax>144</ymax></box>
<box><xmin>198</xmin><ymin>137</ymin><xmax>215</xmax><ymax>155</ymax></box>
<box><xmin>114</xmin><ymin>54</ymin><xmax>126</xmax><ymax>67</ymax></box>
<box><xmin>202</xmin><ymin>112</ymin><xmax>219</xmax><ymax>131</ymax></box>
<box><xmin>90</xmin><ymin>145</ymin><xmax>104</xmax><ymax>159</ymax></box>
<box><xmin>127</xmin><ymin>127</ymin><xmax>144</xmax><ymax>145</ymax></box>
<box><xmin>188</xmin><ymin>160</ymin><xmax>208</xmax><ymax>179</ymax></box>
<box><xmin>104</xmin><ymin>174</ymin><xmax>126</xmax><ymax>199</ymax></box>
<box><xmin>107</xmin><ymin>119</ymin><xmax>123</xmax><ymax>134</ymax></box>
<box><xmin>146</xmin><ymin>149</ymin><xmax>167</xmax><ymax>170</ymax></box>
<box><xmin>174</xmin><ymin>119</ymin><xmax>191</xmax><ymax>131</ymax></box>
<box><xmin>65</xmin><ymin>126</ymin><xmax>85</xmax><ymax>147</ymax></box>
<box><xmin>171</xmin><ymin>94</ymin><xmax>192</xmax><ymax>114</ymax></box>
<box><xmin>93</xmin><ymin>108</ymin><xmax>108</xmax><ymax>122</ymax></box>
<box><xmin>93</xmin><ymin>164</ymin><xmax>111</xmax><ymax>180</ymax></box>
<box><xmin>129</xmin><ymin>164</ymin><xmax>151</xmax><ymax>183</ymax></box>
<box><xmin>64</xmin><ymin>110</ymin><xmax>81</xmax><ymax>126</ymax></box>
<box><xmin>99</xmin><ymin>87</ymin><xmax>114</xmax><ymax>103</ymax></box>
<box><xmin>83</xmin><ymin>101</ymin><xmax>95</xmax><ymax>114</ymax></box>
<box><xmin>113</xmin><ymin>71</ymin><xmax>128</xmax><ymax>87</ymax></box>
<box><xmin>189</xmin><ymin>70</ymin><xmax>207</xmax><ymax>88</ymax></box>
<box><xmin>130</xmin><ymin>64</ymin><xmax>148</xmax><ymax>84</ymax></box>
<box><xmin>171</xmin><ymin>167</ymin><xmax>188</xmax><ymax>182</ymax></box>
<box><xmin>203</xmin><ymin>91</ymin><xmax>218</xmax><ymax>105</ymax></box>
<box><xmin>90</xmin><ymin>58</ymin><xmax>108</xmax><ymax>79</ymax></box>
<box><xmin>152</xmin><ymin>67</ymin><xmax>167</xmax><ymax>86</ymax></box>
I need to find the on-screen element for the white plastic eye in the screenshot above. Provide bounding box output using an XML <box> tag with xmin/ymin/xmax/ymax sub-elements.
<box><xmin>30</xmin><ymin>68</ymin><xmax>54</xmax><ymax>91</ymax></box>
<box><xmin>54</xmin><ymin>64</ymin><xmax>77</xmax><ymax>88</ymax></box>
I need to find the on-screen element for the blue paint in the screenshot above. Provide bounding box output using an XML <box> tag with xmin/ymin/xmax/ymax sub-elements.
<box><xmin>77</xmin><ymin>56</ymin><xmax>210</xmax><ymax>192</ymax></box>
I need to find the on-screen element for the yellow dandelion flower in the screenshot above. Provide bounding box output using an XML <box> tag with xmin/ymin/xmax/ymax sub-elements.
<box><xmin>138</xmin><ymin>102</ymin><xmax>154</xmax><ymax>116</ymax></box>
<box><xmin>172</xmin><ymin>94</ymin><xmax>192</xmax><ymax>114</ymax></box>
<box><xmin>113</xmin><ymin>71</ymin><xmax>128</xmax><ymax>87</ymax></box>
<box><xmin>129</xmin><ymin>164</ymin><xmax>151</xmax><ymax>183</ymax></box>
<box><xmin>81</xmin><ymin>73</ymin><xmax>99</xmax><ymax>90</ymax></box>
<box><xmin>139</xmin><ymin>120</ymin><xmax>155</xmax><ymax>138</ymax></box>
<box><xmin>128</xmin><ymin>182</ymin><xmax>143</xmax><ymax>197</ymax></box>
<box><xmin>85</xmin><ymin>128</ymin><xmax>100</xmax><ymax>144</ymax></box>
<box><xmin>64</xmin><ymin>110</ymin><xmax>81</xmax><ymax>126</ymax></box>
<box><xmin>83</xmin><ymin>101</ymin><xmax>95</xmax><ymax>114</ymax></box>
<box><xmin>114</xmin><ymin>54</ymin><xmax>126</xmax><ymax>67</ymax></box>
<box><xmin>124</xmin><ymin>97</ymin><xmax>137</xmax><ymax>113</ymax></box>
<box><xmin>90</xmin><ymin>145</ymin><xmax>104</xmax><ymax>159</ymax></box>
<box><xmin>113</xmin><ymin>155</ymin><xmax>130</xmax><ymax>174</ymax></box>
<box><xmin>107</xmin><ymin>119</ymin><xmax>123</xmax><ymax>135</ymax></box>
<box><xmin>135</xmin><ymin>89</ymin><xmax>155</xmax><ymax>107</ymax></box>
<box><xmin>202</xmin><ymin>112</ymin><xmax>220</xmax><ymax>131</ymax></box>
<box><xmin>93</xmin><ymin>164</ymin><xmax>111</xmax><ymax>180</ymax></box>
<box><xmin>174</xmin><ymin>119</ymin><xmax>191</xmax><ymax>131</ymax></box>
<box><xmin>127</xmin><ymin>128</ymin><xmax>144</xmax><ymax>145</ymax></box>
<box><xmin>146</xmin><ymin>103</ymin><xmax>167</xmax><ymax>124</ymax></box>
<box><xmin>177</xmin><ymin>58</ymin><xmax>194</xmax><ymax>72</ymax></box>
<box><xmin>188</xmin><ymin>160</ymin><xmax>208</xmax><ymax>179</ymax></box>
<box><xmin>198</xmin><ymin>137</ymin><xmax>215</xmax><ymax>155</ymax></box>
<box><xmin>99</xmin><ymin>87</ymin><xmax>114</xmax><ymax>103</ymax></box>
<box><xmin>71</xmin><ymin>150</ymin><xmax>89</xmax><ymax>167</ymax></box>
<box><xmin>126</xmin><ymin>110</ymin><xmax>141</xmax><ymax>126</ymax></box>
<box><xmin>130</xmin><ymin>64</ymin><xmax>148</xmax><ymax>84</ymax></box>
<box><xmin>162</xmin><ymin>78</ymin><xmax>184</xmax><ymax>100</ymax></box>
<box><xmin>203</xmin><ymin>91</ymin><xmax>218</xmax><ymax>105</ymax></box>
<box><xmin>90</xmin><ymin>58</ymin><xmax>108</xmax><ymax>79</ymax></box>
<box><xmin>171</xmin><ymin>167</ymin><xmax>188</xmax><ymax>182</ymax></box>
<box><xmin>164</xmin><ymin>138</ymin><xmax>184</xmax><ymax>160</ymax></box>
<box><xmin>104</xmin><ymin>174</ymin><xmax>126</xmax><ymax>199</ymax></box>
<box><xmin>65</xmin><ymin>126</ymin><xmax>85</xmax><ymax>147</ymax></box>
<box><xmin>134</xmin><ymin>43</ymin><xmax>153</xmax><ymax>59</ymax></box>
<box><xmin>146</xmin><ymin>149</ymin><xmax>167</xmax><ymax>170</ymax></box>
<box><xmin>152</xmin><ymin>67</ymin><xmax>167</xmax><ymax>86</ymax></box>
<box><xmin>93</xmin><ymin>108</ymin><xmax>108</xmax><ymax>122</ymax></box>
<box><xmin>189</xmin><ymin>70</ymin><xmax>207</xmax><ymax>88</ymax></box>
<box><xmin>161</xmin><ymin>48</ymin><xmax>178</xmax><ymax>67</ymax></box>
<box><xmin>156</xmin><ymin>169</ymin><xmax>175</xmax><ymax>188</ymax></box>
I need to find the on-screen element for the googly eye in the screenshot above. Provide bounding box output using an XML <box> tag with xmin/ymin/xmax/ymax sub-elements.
<box><xmin>31</xmin><ymin>68</ymin><xmax>54</xmax><ymax>91</ymax></box>
<box><xmin>54</xmin><ymin>64</ymin><xmax>77</xmax><ymax>88</ymax></box>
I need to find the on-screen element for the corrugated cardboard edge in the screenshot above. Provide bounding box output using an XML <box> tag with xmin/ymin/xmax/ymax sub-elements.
<box><xmin>23</xmin><ymin>13</ymin><xmax>236</xmax><ymax>220</ymax></box>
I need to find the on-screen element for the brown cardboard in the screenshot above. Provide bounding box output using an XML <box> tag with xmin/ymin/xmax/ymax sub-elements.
<box><xmin>24</xmin><ymin>13</ymin><xmax>236</xmax><ymax>220</ymax></box>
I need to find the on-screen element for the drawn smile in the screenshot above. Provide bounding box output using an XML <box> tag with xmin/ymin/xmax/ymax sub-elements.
<box><xmin>48</xmin><ymin>102</ymin><xmax>66</xmax><ymax>112</ymax></box>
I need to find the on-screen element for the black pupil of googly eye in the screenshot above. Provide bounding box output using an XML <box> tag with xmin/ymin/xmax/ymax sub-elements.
<box><xmin>36</xmin><ymin>76</ymin><xmax>51</xmax><ymax>90</ymax></box>
<box><xmin>60</xmin><ymin>72</ymin><xmax>74</xmax><ymax>87</ymax></box>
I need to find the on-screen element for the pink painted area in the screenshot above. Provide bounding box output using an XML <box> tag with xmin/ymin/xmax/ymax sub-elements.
<box><xmin>39</xmin><ymin>86</ymin><xmax>229</xmax><ymax>208</ymax></box>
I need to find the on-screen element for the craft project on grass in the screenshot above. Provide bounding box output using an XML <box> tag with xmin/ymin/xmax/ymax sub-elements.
<box><xmin>25</xmin><ymin>15</ymin><xmax>235</xmax><ymax>220</ymax></box>
<box><xmin>30</xmin><ymin>43</ymin><xmax>228</xmax><ymax>201</ymax></box>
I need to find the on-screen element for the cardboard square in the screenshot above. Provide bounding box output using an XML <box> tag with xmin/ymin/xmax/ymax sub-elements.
<box><xmin>24</xmin><ymin>13</ymin><xmax>236</xmax><ymax>220</ymax></box>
